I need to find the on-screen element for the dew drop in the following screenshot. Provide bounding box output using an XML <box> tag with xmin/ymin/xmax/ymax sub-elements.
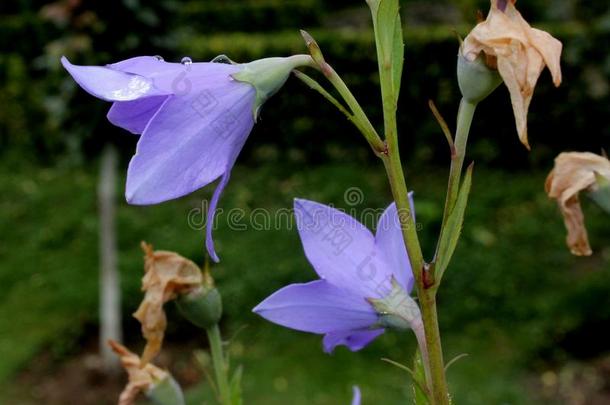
<box><xmin>154</xmin><ymin>55</ymin><xmax>164</xmax><ymax>61</ymax></box>
<box><xmin>181</xmin><ymin>56</ymin><xmax>193</xmax><ymax>66</ymax></box>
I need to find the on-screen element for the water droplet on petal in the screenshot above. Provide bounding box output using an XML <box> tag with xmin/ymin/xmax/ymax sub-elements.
<box><xmin>211</xmin><ymin>54</ymin><xmax>234</xmax><ymax>65</ymax></box>
<box><xmin>181</xmin><ymin>57</ymin><xmax>193</xmax><ymax>66</ymax></box>
<box><xmin>154</xmin><ymin>55</ymin><xmax>164</xmax><ymax>61</ymax></box>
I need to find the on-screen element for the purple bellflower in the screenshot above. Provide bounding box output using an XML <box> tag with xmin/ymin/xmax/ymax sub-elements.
<box><xmin>62</xmin><ymin>54</ymin><xmax>313</xmax><ymax>261</ymax></box>
<box><xmin>253</xmin><ymin>198</ymin><xmax>423</xmax><ymax>353</ymax></box>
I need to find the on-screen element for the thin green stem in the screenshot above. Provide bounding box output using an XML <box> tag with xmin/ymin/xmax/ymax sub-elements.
<box><xmin>293</xmin><ymin>70</ymin><xmax>368</xmax><ymax>136</ymax></box>
<box><xmin>434</xmin><ymin>99</ymin><xmax>477</xmax><ymax>265</ymax></box>
<box><xmin>320</xmin><ymin>64</ymin><xmax>386</xmax><ymax>155</ymax></box>
<box><xmin>206</xmin><ymin>325</ymin><xmax>231</xmax><ymax>405</ymax></box>
<box><xmin>381</xmin><ymin>153</ymin><xmax>449</xmax><ymax>405</ymax></box>
<box><xmin>419</xmin><ymin>289</ymin><xmax>448</xmax><ymax>405</ymax></box>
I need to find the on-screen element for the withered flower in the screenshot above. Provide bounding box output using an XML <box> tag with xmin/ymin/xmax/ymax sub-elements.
<box><xmin>462</xmin><ymin>0</ymin><xmax>562</xmax><ymax>149</ymax></box>
<box><xmin>545</xmin><ymin>152</ymin><xmax>610</xmax><ymax>256</ymax></box>
<box><xmin>109</xmin><ymin>340</ymin><xmax>169</xmax><ymax>405</ymax></box>
<box><xmin>134</xmin><ymin>242</ymin><xmax>202</xmax><ymax>364</ymax></box>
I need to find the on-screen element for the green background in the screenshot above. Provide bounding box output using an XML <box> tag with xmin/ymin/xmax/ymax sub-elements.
<box><xmin>1</xmin><ymin>1</ymin><xmax>609</xmax><ymax>404</ymax></box>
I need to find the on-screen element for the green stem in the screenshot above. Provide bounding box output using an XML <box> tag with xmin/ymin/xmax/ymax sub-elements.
<box><xmin>206</xmin><ymin>325</ymin><xmax>231</xmax><ymax>405</ymax></box>
<box><xmin>319</xmin><ymin>64</ymin><xmax>386</xmax><ymax>155</ymax></box>
<box><xmin>434</xmin><ymin>99</ymin><xmax>477</xmax><ymax>266</ymax></box>
<box><xmin>374</xmin><ymin>16</ymin><xmax>450</xmax><ymax>402</ymax></box>
<box><xmin>382</xmin><ymin>152</ymin><xmax>449</xmax><ymax>405</ymax></box>
<box><xmin>420</xmin><ymin>289</ymin><xmax>447</xmax><ymax>405</ymax></box>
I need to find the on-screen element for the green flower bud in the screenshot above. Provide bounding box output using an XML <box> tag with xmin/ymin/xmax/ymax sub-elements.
<box><xmin>176</xmin><ymin>285</ymin><xmax>223</xmax><ymax>330</ymax></box>
<box><xmin>148</xmin><ymin>375</ymin><xmax>186</xmax><ymax>405</ymax></box>
<box><xmin>233</xmin><ymin>55</ymin><xmax>315</xmax><ymax>119</ymax></box>
<box><xmin>457</xmin><ymin>52</ymin><xmax>502</xmax><ymax>104</ymax></box>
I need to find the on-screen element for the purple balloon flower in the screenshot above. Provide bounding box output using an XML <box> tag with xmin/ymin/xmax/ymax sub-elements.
<box><xmin>62</xmin><ymin>55</ymin><xmax>311</xmax><ymax>261</ymax></box>
<box><xmin>253</xmin><ymin>197</ymin><xmax>418</xmax><ymax>353</ymax></box>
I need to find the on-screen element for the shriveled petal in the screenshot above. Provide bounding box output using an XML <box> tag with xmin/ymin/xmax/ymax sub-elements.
<box><xmin>134</xmin><ymin>243</ymin><xmax>202</xmax><ymax>364</ymax></box>
<box><xmin>375</xmin><ymin>198</ymin><xmax>415</xmax><ymax>293</ymax></box>
<box><xmin>323</xmin><ymin>329</ymin><xmax>384</xmax><ymax>353</ymax></box>
<box><xmin>253</xmin><ymin>280</ymin><xmax>378</xmax><ymax>334</ymax></box>
<box><xmin>61</xmin><ymin>56</ymin><xmax>170</xmax><ymax>102</ymax></box>
<box><xmin>125</xmin><ymin>71</ymin><xmax>255</xmax><ymax>205</ymax></box>
<box><xmin>107</xmin><ymin>96</ymin><xmax>169</xmax><ymax>134</ymax></box>
<box><xmin>109</xmin><ymin>340</ymin><xmax>168</xmax><ymax>405</ymax></box>
<box><xmin>545</xmin><ymin>152</ymin><xmax>610</xmax><ymax>256</ymax></box>
<box><xmin>293</xmin><ymin>199</ymin><xmax>396</xmax><ymax>299</ymax></box>
<box><xmin>462</xmin><ymin>0</ymin><xmax>563</xmax><ymax>149</ymax></box>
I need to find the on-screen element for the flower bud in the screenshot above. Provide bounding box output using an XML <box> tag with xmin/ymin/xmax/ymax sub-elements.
<box><xmin>233</xmin><ymin>55</ymin><xmax>315</xmax><ymax>118</ymax></box>
<box><xmin>590</xmin><ymin>172</ymin><xmax>610</xmax><ymax>214</ymax></box>
<box><xmin>147</xmin><ymin>374</ymin><xmax>186</xmax><ymax>405</ymax></box>
<box><xmin>176</xmin><ymin>285</ymin><xmax>222</xmax><ymax>330</ymax></box>
<box><xmin>457</xmin><ymin>52</ymin><xmax>502</xmax><ymax>104</ymax></box>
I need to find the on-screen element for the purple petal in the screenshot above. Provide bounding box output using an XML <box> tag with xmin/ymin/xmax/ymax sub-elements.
<box><xmin>253</xmin><ymin>280</ymin><xmax>378</xmax><ymax>334</ymax></box>
<box><xmin>323</xmin><ymin>329</ymin><xmax>384</xmax><ymax>353</ymax></box>
<box><xmin>205</xmin><ymin>170</ymin><xmax>232</xmax><ymax>262</ymax></box>
<box><xmin>110</xmin><ymin>56</ymin><xmax>240</xmax><ymax>94</ymax></box>
<box><xmin>374</xmin><ymin>196</ymin><xmax>416</xmax><ymax>293</ymax></box>
<box><xmin>107</xmin><ymin>96</ymin><xmax>168</xmax><ymax>134</ymax></box>
<box><xmin>351</xmin><ymin>386</ymin><xmax>362</xmax><ymax>405</ymax></box>
<box><xmin>293</xmin><ymin>199</ymin><xmax>395</xmax><ymax>299</ymax></box>
<box><xmin>61</xmin><ymin>56</ymin><xmax>170</xmax><ymax>102</ymax></box>
<box><xmin>125</xmin><ymin>72</ymin><xmax>255</xmax><ymax>205</ymax></box>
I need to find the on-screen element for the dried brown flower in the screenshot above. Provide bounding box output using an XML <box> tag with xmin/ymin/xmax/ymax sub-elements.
<box><xmin>134</xmin><ymin>242</ymin><xmax>202</xmax><ymax>364</ymax></box>
<box><xmin>463</xmin><ymin>0</ymin><xmax>562</xmax><ymax>149</ymax></box>
<box><xmin>545</xmin><ymin>152</ymin><xmax>610</xmax><ymax>256</ymax></box>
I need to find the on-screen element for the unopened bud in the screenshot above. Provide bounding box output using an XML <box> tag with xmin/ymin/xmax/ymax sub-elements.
<box><xmin>457</xmin><ymin>52</ymin><xmax>502</xmax><ymax>104</ymax></box>
<box><xmin>148</xmin><ymin>375</ymin><xmax>185</xmax><ymax>405</ymax></box>
<box><xmin>176</xmin><ymin>285</ymin><xmax>223</xmax><ymax>330</ymax></box>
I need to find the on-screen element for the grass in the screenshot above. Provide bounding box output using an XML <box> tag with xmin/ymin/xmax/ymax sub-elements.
<box><xmin>0</xmin><ymin>157</ymin><xmax>608</xmax><ymax>404</ymax></box>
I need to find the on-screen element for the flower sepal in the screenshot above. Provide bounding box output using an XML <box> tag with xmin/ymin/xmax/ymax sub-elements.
<box><xmin>233</xmin><ymin>55</ymin><xmax>314</xmax><ymax>119</ymax></box>
<box><xmin>368</xmin><ymin>278</ymin><xmax>421</xmax><ymax>331</ymax></box>
<box><xmin>457</xmin><ymin>52</ymin><xmax>502</xmax><ymax>104</ymax></box>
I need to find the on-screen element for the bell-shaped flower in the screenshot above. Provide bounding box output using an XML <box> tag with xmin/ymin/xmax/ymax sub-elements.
<box><xmin>462</xmin><ymin>0</ymin><xmax>562</xmax><ymax>149</ymax></box>
<box><xmin>254</xmin><ymin>198</ymin><xmax>421</xmax><ymax>353</ymax></box>
<box><xmin>62</xmin><ymin>54</ymin><xmax>313</xmax><ymax>261</ymax></box>
<box><xmin>545</xmin><ymin>152</ymin><xmax>610</xmax><ymax>256</ymax></box>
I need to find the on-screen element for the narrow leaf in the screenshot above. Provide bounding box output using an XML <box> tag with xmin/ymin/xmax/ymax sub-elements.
<box><xmin>371</xmin><ymin>0</ymin><xmax>403</xmax><ymax>104</ymax></box>
<box><xmin>436</xmin><ymin>163</ymin><xmax>474</xmax><ymax>281</ymax></box>
<box><xmin>412</xmin><ymin>350</ymin><xmax>431</xmax><ymax>405</ymax></box>
<box><xmin>428</xmin><ymin>100</ymin><xmax>454</xmax><ymax>154</ymax></box>
<box><xmin>391</xmin><ymin>13</ymin><xmax>405</xmax><ymax>101</ymax></box>
<box><xmin>230</xmin><ymin>365</ymin><xmax>244</xmax><ymax>405</ymax></box>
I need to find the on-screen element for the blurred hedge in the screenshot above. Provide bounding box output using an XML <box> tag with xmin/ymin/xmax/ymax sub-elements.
<box><xmin>1</xmin><ymin>0</ymin><xmax>609</xmax><ymax>167</ymax></box>
<box><xmin>174</xmin><ymin>23</ymin><xmax>610</xmax><ymax>169</ymax></box>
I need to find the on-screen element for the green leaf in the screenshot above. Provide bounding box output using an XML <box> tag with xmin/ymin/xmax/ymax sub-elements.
<box><xmin>369</xmin><ymin>0</ymin><xmax>404</xmax><ymax>104</ymax></box>
<box><xmin>391</xmin><ymin>13</ymin><xmax>405</xmax><ymax>101</ymax></box>
<box><xmin>412</xmin><ymin>350</ymin><xmax>431</xmax><ymax>405</ymax></box>
<box><xmin>436</xmin><ymin>164</ymin><xmax>474</xmax><ymax>281</ymax></box>
<box><xmin>230</xmin><ymin>365</ymin><xmax>244</xmax><ymax>405</ymax></box>
<box><xmin>589</xmin><ymin>173</ymin><xmax>610</xmax><ymax>214</ymax></box>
